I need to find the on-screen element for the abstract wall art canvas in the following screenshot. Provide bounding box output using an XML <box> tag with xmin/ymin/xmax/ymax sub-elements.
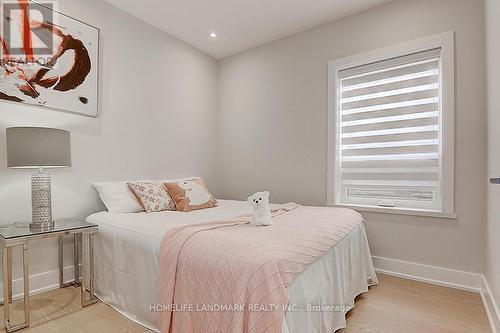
<box><xmin>0</xmin><ymin>0</ymin><xmax>99</xmax><ymax>117</ymax></box>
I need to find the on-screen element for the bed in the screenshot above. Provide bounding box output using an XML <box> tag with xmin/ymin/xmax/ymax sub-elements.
<box><xmin>86</xmin><ymin>199</ymin><xmax>377</xmax><ymax>333</ymax></box>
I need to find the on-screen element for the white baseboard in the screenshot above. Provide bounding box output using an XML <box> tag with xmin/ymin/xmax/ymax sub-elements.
<box><xmin>0</xmin><ymin>265</ymin><xmax>78</xmax><ymax>303</ymax></box>
<box><xmin>373</xmin><ymin>255</ymin><xmax>483</xmax><ymax>292</ymax></box>
<box><xmin>373</xmin><ymin>255</ymin><xmax>500</xmax><ymax>333</ymax></box>
<box><xmin>481</xmin><ymin>276</ymin><xmax>500</xmax><ymax>333</ymax></box>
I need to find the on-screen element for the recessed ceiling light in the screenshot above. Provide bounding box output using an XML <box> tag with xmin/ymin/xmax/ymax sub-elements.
<box><xmin>209</xmin><ymin>32</ymin><xmax>217</xmax><ymax>38</ymax></box>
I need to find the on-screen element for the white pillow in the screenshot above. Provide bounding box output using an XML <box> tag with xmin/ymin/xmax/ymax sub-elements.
<box><xmin>93</xmin><ymin>182</ymin><xmax>144</xmax><ymax>213</ymax></box>
<box><xmin>92</xmin><ymin>177</ymin><xmax>200</xmax><ymax>213</ymax></box>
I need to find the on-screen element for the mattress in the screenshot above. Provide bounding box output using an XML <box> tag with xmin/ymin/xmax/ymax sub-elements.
<box><xmin>87</xmin><ymin>200</ymin><xmax>377</xmax><ymax>333</ymax></box>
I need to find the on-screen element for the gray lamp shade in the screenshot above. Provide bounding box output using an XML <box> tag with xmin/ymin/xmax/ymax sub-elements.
<box><xmin>6</xmin><ymin>127</ymin><xmax>71</xmax><ymax>168</ymax></box>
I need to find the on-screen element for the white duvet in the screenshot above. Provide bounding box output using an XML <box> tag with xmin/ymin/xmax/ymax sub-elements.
<box><xmin>86</xmin><ymin>200</ymin><xmax>377</xmax><ymax>333</ymax></box>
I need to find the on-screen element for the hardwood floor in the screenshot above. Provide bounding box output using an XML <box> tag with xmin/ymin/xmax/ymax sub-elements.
<box><xmin>339</xmin><ymin>274</ymin><xmax>491</xmax><ymax>333</ymax></box>
<box><xmin>0</xmin><ymin>274</ymin><xmax>491</xmax><ymax>333</ymax></box>
<box><xmin>0</xmin><ymin>287</ymin><xmax>147</xmax><ymax>333</ymax></box>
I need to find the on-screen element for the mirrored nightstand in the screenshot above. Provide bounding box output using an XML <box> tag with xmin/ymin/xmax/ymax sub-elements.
<box><xmin>0</xmin><ymin>219</ymin><xmax>98</xmax><ymax>333</ymax></box>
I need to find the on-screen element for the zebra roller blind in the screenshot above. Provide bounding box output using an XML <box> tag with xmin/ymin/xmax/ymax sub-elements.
<box><xmin>338</xmin><ymin>48</ymin><xmax>442</xmax><ymax>210</ymax></box>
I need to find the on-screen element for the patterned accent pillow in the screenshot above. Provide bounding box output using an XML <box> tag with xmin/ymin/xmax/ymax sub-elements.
<box><xmin>164</xmin><ymin>177</ymin><xmax>217</xmax><ymax>212</ymax></box>
<box><xmin>127</xmin><ymin>182</ymin><xmax>176</xmax><ymax>213</ymax></box>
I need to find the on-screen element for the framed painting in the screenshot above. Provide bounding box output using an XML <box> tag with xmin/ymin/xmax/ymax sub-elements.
<box><xmin>0</xmin><ymin>0</ymin><xmax>99</xmax><ymax>117</ymax></box>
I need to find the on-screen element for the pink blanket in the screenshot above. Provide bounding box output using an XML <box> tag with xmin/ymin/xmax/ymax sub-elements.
<box><xmin>158</xmin><ymin>204</ymin><xmax>363</xmax><ymax>333</ymax></box>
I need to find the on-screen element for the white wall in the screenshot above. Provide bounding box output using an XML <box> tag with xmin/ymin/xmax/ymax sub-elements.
<box><xmin>0</xmin><ymin>0</ymin><xmax>491</xmax><ymax>306</ymax></box>
<box><xmin>217</xmin><ymin>0</ymin><xmax>486</xmax><ymax>273</ymax></box>
<box><xmin>485</xmin><ymin>0</ymin><xmax>500</xmax><ymax>321</ymax></box>
<box><xmin>0</xmin><ymin>0</ymin><xmax>218</xmax><ymax>282</ymax></box>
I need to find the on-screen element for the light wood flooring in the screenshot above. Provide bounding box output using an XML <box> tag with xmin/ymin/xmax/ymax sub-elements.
<box><xmin>0</xmin><ymin>274</ymin><xmax>491</xmax><ymax>333</ymax></box>
<box><xmin>339</xmin><ymin>274</ymin><xmax>491</xmax><ymax>333</ymax></box>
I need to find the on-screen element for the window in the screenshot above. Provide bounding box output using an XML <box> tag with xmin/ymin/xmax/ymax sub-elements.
<box><xmin>327</xmin><ymin>32</ymin><xmax>455</xmax><ymax>217</ymax></box>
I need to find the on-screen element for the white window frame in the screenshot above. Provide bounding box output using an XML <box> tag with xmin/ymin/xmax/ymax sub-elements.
<box><xmin>327</xmin><ymin>31</ymin><xmax>455</xmax><ymax>218</ymax></box>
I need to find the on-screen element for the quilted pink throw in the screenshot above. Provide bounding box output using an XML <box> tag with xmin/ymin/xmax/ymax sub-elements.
<box><xmin>158</xmin><ymin>204</ymin><xmax>363</xmax><ymax>333</ymax></box>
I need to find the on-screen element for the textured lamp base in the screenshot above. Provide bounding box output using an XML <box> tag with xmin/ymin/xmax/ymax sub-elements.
<box><xmin>31</xmin><ymin>172</ymin><xmax>53</xmax><ymax>228</ymax></box>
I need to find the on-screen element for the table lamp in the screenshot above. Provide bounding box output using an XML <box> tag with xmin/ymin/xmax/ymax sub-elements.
<box><xmin>6</xmin><ymin>127</ymin><xmax>71</xmax><ymax>228</ymax></box>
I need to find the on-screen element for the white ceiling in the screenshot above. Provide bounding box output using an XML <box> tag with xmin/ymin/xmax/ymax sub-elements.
<box><xmin>104</xmin><ymin>0</ymin><xmax>392</xmax><ymax>59</ymax></box>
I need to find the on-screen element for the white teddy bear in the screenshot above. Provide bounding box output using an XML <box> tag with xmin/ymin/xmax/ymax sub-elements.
<box><xmin>247</xmin><ymin>191</ymin><xmax>272</xmax><ymax>226</ymax></box>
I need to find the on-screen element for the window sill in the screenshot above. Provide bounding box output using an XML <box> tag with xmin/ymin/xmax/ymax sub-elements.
<box><xmin>333</xmin><ymin>203</ymin><xmax>457</xmax><ymax>219</ymax></box>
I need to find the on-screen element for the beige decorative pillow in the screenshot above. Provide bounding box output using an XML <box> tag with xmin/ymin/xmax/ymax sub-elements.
<box><xmin>164</xmin><ymin>178</ymin><xmax>217</xmax><ymax>212</ymax></box>
<box><xmin>127</xmin><ymin>182</ymin><xmax>176</xmax><ymax>213</ymax></box>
